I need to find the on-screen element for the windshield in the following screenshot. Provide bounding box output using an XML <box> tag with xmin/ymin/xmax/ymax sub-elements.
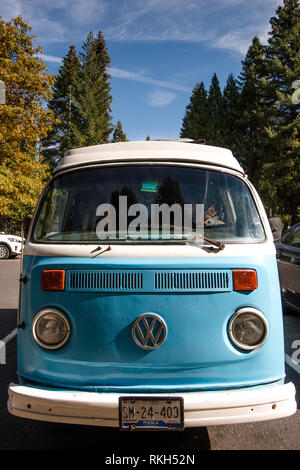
<box><xmin>32</xmin><ymin>165</ymin><xmax>265</xmax><ymax>244</ymax></box>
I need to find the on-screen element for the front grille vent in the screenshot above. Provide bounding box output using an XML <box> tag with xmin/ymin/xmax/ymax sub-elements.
<box><xmin>68</xmin><ymin>271</ymin><xmax>143</xmax><ymax>292</ymax></box>
<box><xmin>154</xmin><ymin>271</ymin><xmax>230</xmax><ymax>291</ymax></box>
<box><xmin>66</xmin><ymin>269</ymin><xmax>232</xmax><ymax>293</ymax></box>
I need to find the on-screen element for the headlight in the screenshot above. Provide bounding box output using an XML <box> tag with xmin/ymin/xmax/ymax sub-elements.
<box><xmin>228</xmin><ymin>307</ymin><xmax>268</xmax><ymax>351</ymax></box>
<box><xmin>32</xmin><ymin>309</ymin><xmax>70</xmax><ymax>350</ymax></box>
<box><xmin>8</xmin><ymin>237</ymin><xmax>21</xmax><ymax>243</ymax></box>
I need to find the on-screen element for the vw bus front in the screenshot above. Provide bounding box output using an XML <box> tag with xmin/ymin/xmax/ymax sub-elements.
<box><xmin>8</xmin><ymin>141</ymin><xmax>296</xmax><ymax>430</ymax></box>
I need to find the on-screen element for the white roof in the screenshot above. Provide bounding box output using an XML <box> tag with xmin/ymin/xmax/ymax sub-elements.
<box><xmin>54</xmin><ymin>141</ymin><xmax>244</xmax><ymax>175</ymax></box>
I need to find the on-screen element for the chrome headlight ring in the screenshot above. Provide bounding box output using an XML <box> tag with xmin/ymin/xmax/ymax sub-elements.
<box><xmin>32</xmin><ymin>308</ymin><xmax>71</xmax><ymax>350</ymax></box>
<box><xmin>228</xmin><ymin>307</ymin><xmax>268</xmax><ymax>351</ymax></box>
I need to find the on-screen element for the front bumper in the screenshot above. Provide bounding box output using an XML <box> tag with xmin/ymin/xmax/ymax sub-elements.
<box><xmin>10</xmin><ymin>244</ymin><xmax>22</xmax><ymax>256</ymax></box>
<box><xmin>8</xmin><ymin>382</ymin><xmax>296</xmax><ymax>428</ymax></box>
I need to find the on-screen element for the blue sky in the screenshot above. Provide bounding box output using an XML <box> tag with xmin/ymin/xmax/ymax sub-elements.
<box><xmin>1</xmin><ymin>0</ymin><xmax>283</xmax><ymax>141</ymax></box>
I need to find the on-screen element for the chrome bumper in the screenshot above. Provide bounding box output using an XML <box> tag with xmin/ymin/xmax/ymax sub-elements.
<box><xmin>8</xmin><ymin>382</ymin><xmax>296</xmax><ymax>428</ymax></box>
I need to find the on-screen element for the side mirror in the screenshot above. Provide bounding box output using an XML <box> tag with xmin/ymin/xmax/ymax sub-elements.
<box><xmin>269</xmin><ymin>217</ymin><xmax>282</xmax><ymax>242</ymax></box>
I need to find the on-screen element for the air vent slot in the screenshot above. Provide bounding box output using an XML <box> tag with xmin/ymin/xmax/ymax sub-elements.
<box><xmin>154</xmin><ymin>270</ymin><xmax>231</xmax><ymax>292</ymax></box>
<box><xmin>68</xmin><ymin>271</ymin><xmax>143</xmax><ymax>292</ymax></box>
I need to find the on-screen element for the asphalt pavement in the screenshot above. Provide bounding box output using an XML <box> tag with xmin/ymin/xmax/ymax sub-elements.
<box><xmin>0</xmin><ymin>258</ymin><xmax>299</xmax><ymax>452</ymax></box>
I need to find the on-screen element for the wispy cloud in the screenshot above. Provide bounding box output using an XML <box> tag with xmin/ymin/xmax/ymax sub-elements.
<box><xmin>37</xmin><ymin>55</ymin><xmax>191</xmax><ymax>94</ymax></box>
<box><xmin>146</xmin><ymin>89</ymin><xmax>177</xmax><ymax>107</ymax></box>
<box><xmin>104</xmin><ymin>0</ymin><xmax>282</xmax><ymax>53</ymax></box>
<box><xmin>0</xmin><ymin>0</ymin><xmax>283</xmax><ymax>55</ymax></box>
<box><xmin>0</xmin><ymin>0</ymin><xmax>23</xmax><ymax>19</ymax></box>
<box><xmin>109</xmin><ymin>67</ymin><xmax>190</xmax><ymax>93</ymax></box>
<box><xmin>212</xmin><ymin>22</ymin><xmax>274</xmax><ymax>55</ymax></box>
<box><xmin>39</xmin><ymin>53</ymin><xmax>62</xmax><ymax>63</ymax></box>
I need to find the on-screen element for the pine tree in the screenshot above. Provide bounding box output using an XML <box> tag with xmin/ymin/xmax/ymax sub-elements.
<box><xmin>180</xmin><ymin>82</ymin><xmax>209</xmax><ymax>140</ymax></box>
<box><xmin>222</xmin><ymin>74</ymin><xmax>241</xmax><ymax>153</ymax></box>
<box><xmin>42</xmin><ymin>45</ymin><xmax>81</xmax><ymax>167</ymax></box>
<box><xmin>77</xmin><ymin>31</ymin><xmax>113</xmax><ymax>146</ymax></box>
<box><xmin>206</xmin><ymin>73</ymin><xmax>225</xmax><ymax>146</ymax></box>
<box><xmin>112</xmin><ymin>120</ymin><xmax>128</xmax><ymax>142</ymax></box>
<box><xmin>237</xmin><ymin>37</ymin><xmax>271</xmax><ymax>189</ymax></box>
<box><xmin>264</xmin><ymin>0</ymin><xmax>300</xmax><ymax>224</ymax></box>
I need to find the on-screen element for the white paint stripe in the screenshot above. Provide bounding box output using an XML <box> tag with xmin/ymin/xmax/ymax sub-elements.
<box><xmin>0</xmin><ymin>328</ymin><xmax>17</xmax><ymax>365</ymax></box>
<box><xmin>285</xmin><ymin>353</ymin><xmax>300</xmax><ymax>375</ymax></box>
<box><xmin>1</xmin><ymin>328</ymin><xmax>17</xmax><ymax>344</ymax></box>
<box><xmin>0</xmin><ymin>341</ymin><xmax>5</xmax><ymax>364</ymax></box>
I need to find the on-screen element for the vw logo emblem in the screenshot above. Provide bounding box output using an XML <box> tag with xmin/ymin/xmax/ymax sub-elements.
<box><xmin>132</xmin><ymin>313</ymin><xmax>167</xmax><ymax>350</ymax></box>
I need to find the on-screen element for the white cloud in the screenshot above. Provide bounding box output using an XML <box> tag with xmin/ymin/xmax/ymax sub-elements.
<box><xmin>36</xmin><ymin>57</ymin><xmax>190</xmax><ymax>94</ymax></box>
<box><xmin>212</xmin><ymin>22</ymin><xmax>274</xmax><ymax>55</ymax></box>
<box><xmin>109</xmin><ymin>67</ymin><xmax>190</xmax><ymax>93</ymax></box>
<box><xmin>68</xmin><ymin>0</ymin><xmax>107</xmax><ymax>25</ymax></box>
<box><xmin>213</xmin><ymin>31</ymin><xmax>255</xmax><ymax>56</ymax></box>
<box><xmin>104</xmin><ymin>0</ymin><xmax>283</xmax><ymax>55</ymax></box>
<box><xmin>0</xmin><ymin>0</ymin><xmax>105</xmax><ymax>43</ymax></box>
<box><xmin>146</xmin><ymin>89</ymin><xmax>176</xmax><ymax>107</ymax></box>
<box><xmin>0</xmin><ymin>0</ymin><xmax>22</xmax><ymax>19</ymax></box>
<box><xmin>39</xmin><ymin>53</ymin><xmax>62</xmax><ymax>63</ymax></box>
<box><xmin>0</xmin><ymin>0</ymin><xmax>284</xmax><ymax>55</ymax></box>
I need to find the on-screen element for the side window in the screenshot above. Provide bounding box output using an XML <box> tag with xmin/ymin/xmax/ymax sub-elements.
<box><xmin>281</xmin><ymin>228</ymin><xmax>295</xmax><ymax>245</ymax></box>
<box><xmin>288</xmin><ymin>227</ymin><xmax>300</xmax><ymax>248</ymax></box>
<box><xmin>33</xmin><ymin>187</ymin><xmax>69</xmax><ymax>240</ymax></box>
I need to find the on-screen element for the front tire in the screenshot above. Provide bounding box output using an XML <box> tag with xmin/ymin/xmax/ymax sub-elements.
<box><xmin>0</xmin><ymin>244</ymin><xmax>10</xmax><ymax>259</ymax></box>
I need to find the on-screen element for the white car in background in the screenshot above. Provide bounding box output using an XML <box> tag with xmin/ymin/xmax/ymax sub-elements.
<box><xmin>0</xmin><ymin>233</ymin><xmax>23</xmax><ymax>259</ymax></box>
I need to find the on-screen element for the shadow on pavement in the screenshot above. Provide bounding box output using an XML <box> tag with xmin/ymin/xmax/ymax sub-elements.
<box><xmin>0</xmin><ymin>327</ymin><xmax>211</xmax><ymax>450</ymax></box>
<box><xmin>3</xmin><ymin>408</ymin><xmax>211</xmax><ymax>451</ymax></box>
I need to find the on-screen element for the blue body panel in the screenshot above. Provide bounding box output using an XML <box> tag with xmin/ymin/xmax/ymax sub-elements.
<box><xmin>18</xmin><ymin>253</ymin><xmax>285</xmax><ymax>392</ymax></box>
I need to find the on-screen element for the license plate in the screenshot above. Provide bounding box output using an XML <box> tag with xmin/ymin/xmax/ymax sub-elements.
<box><xmin>119</xmin><ymin>397</ymin><xmax>184</xmax><ymax>430</ymax></box>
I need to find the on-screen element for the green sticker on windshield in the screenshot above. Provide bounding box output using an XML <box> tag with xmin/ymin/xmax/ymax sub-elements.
<box><xmin>141</xmin><ymin>181</ymin><xmax>158</xmax><ymax>193</ymax></box>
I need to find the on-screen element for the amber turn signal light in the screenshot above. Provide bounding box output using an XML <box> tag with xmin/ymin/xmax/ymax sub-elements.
<box><xmin>41</xmin><ymin>270</ymin><xmax>65</xmax><ymax>291</ymax></box>
<box><xmin>233</xmin><ymin>270</ymin><xmax>257</xmax><ymax>291</ymax></box>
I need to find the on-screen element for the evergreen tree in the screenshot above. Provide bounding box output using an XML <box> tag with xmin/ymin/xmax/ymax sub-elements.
<box><xmin>237</xmin><ymin>37</ymin><xmax>271</xmax><ymax>189</ymax></box>
<box><xmin>43</xmin><ymin>31</ymin><xmax>114</xmax><ymax>166</ymax></box>
<box><xmin>222</xmin><ymin>74</ymin><xmax>241</xmax><ymax>153</ymax></box>
<box><xmin>206</xmin><ymin>73</ymin><xmax>225</xmax><ymax>146</ymax></box>
<box><xmin>112</xmin><ymin>120</ymin><xmax>128</xmax><ymax>142</ymax></box>
<box><xmin>77</xmin><ymin>31</ymin><xmax>113</xmax><ymax>146</ymax></box>
<box><xmin>264</xmin><ymin>0</ymin><xmax>300</xmax><ymax>224</ymax></box>
<box><xmin>178</xmin><ymin>1</ymin><xmax>299</xmax><ymax>224</ymax></box>
<box><xmin>180</xmin><ymin>82</ymin><xmax>209</xmax><ymax>140</ymax></box>
<box><xmin>42</xmin><ymin>45</ymin><xmax>81</xmax><ymax>167</ymax></box>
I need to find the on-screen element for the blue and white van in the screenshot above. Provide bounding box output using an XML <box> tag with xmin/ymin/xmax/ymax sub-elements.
<box><xmin>8</xmin><ymin>140</ymin><xmax>296</xmax><ymax>430</ymax></box>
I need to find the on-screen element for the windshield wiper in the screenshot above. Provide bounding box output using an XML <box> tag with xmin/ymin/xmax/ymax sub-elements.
<box><xmin>165</xmin><ymin>225</ymin><xmax>225</xmax><ymax>251</ymax></box>
<box><xmin>88</xmin><ymin>227</ymin><xmax>225</xmax><ymax>251</ymax></box>
<box><xmin>186</xmin><ymin>235</ymin><xmax>225</xmax><ymax>251</ymax></box>
<box><xmin>90</xmin><ymin>245</ymin><xmax>112</xmax><ymax>257</ymax></box>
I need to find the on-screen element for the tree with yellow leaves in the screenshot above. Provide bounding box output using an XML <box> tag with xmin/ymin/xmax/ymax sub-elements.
<box><xmin>0</xmin><ymin>16</ymin><xmax>57</xmax><ymax>232</ymax></box>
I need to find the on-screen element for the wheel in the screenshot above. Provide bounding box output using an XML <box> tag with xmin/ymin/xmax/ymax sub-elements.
<box><xmin>0</xmin><ymin>244</ymin><xmax>10</xmax><ymax>259</ymax></box>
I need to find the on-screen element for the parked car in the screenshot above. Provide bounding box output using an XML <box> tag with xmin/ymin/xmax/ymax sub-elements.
<box><xmin>0</xmin><ymin>233</ymin><xmax>23</xmax><ymax>259</ymax></box>
<box><xmin>276</xmin><ymin>222</ymin><xmax>300</xmax><ymax>313</ymax></box>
